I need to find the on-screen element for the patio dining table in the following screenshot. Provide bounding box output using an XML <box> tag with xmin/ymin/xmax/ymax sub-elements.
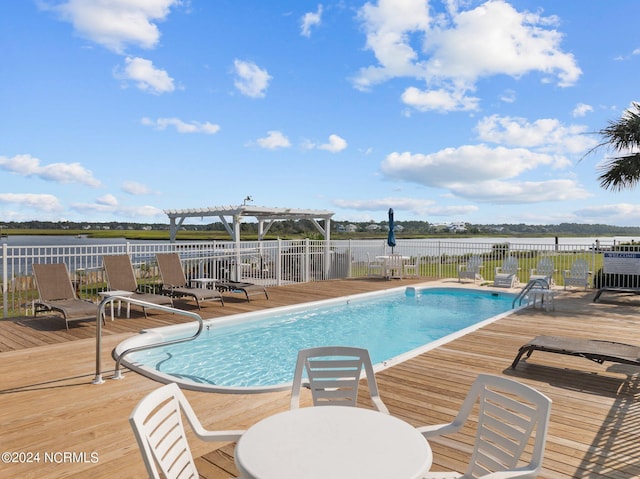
<box><xmin>234</xmin><ymin>405</ymin><xmax>432</xmax><ymax>479</ymax></box>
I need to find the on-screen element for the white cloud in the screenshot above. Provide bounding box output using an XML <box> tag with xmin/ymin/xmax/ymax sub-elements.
<box><xmin>574</xmin><ymin>203</ymin><xmax>640</xmax><ymax>223</ymax></box>
<box><xmin>450</xmin><ymin>179</ymin><xmax>591</xmax><ymax>204</ymax></box>
<box><xmin>355</xmin><ymin>0</ymin><xmax>431</xmax><ymax>90</ymax></box>
<box><xmin>318</xmin><ymin>134</ymin><xmax>348</xmax><ymax>153</ymax></box>
<box><xmin>48</xmin><ymin>0</ymin><xmax>180</xmax><ymax>54</ymax></box>
<box><xmin>572</xmin><ymin>103</ymin><xmax>594</xmax><ymax>117</ymax></box>
<box><xmin>122</xmin><ymin>181</ymin><xmax>152</xmax><ymax>195</ymax></box>
<box><xmin>380</xmin><ymin>144</ymin><xmax>591</xmax><ymax>204</ymax></box>
<box><xmin>333</xmin><ymin>197</ymin><xmax>478</xmax><ymax>217</ymax></box>
<box><xmin>96</xmin><ymin>194</ymin><xmax>118</xmax><ymax>206</ymax></box>
<box><xmin>476</xmin><ymin>115</ymin><xmax>596</xmax><ymax>155</ymax></box>
<box><xmin>379</xmin><ymin>113</ymin><xmax>599</xmax><ymax>205</ymax></box>
<box><xmin>141</xmin><ymin>117</ymin><xmax>220</xmax><ymax>134</ymax></box>
<box><xmin>301</xmin><ymin>5</ymin><xmax>323</xmax><ymax>37</ymax></box>
<box><xmin>355</xmin><ymin>0</ymin><xmax>581</xmax><ymax>112</ymax></box>
<box><xmin>382</xmin><ymin>145</ymin><xmax>557</xmax><ymax>185</ymax></box>
<box><xmin>256</xmin><ymin>131</ymin><xmax>291</xmax><ymax>149</ymax></box>
<box><xmin>401</xmin><ymin>86</ymin><xmax>480</xmax><ymax>112</ymax></box>
<box><xmin>115</xmin><ymin>57</ymin><xmax>175</xmax><ymax>94</ymax></box>
<box><xmin>0</xmin><ymin>154</ymin><xmax>101</xmax><ymax>187</ymax></box>
<box><xmin>0</xmin><ymin>193</ymin><xmax>63</xmax><ymax>212</ymax></box>
<box><xmin>233</xmin><ymin>59</ymin><xmax>272</xmax><ymax>98</ymax></box>
<box><xmin>71</xmin><ymin>195</ymin><xmax>163</xmax><ymax>218</ymax></box>
<box><xmin>500</xmin><ymin>89</ymin><xmax>516</xmax><ymax>103</ymax></box>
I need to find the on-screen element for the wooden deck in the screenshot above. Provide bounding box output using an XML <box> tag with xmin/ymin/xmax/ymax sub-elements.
<box><xmin>1</xmin><ymin>278</ymin><xmax>639</xmax><ymax>478</ymax></box>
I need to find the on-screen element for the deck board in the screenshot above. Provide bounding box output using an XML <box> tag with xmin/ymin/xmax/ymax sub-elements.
<box><xmin>1</xmin><ymin>278</ymin><xmax>639</xmax><ymax>478</ymax></box>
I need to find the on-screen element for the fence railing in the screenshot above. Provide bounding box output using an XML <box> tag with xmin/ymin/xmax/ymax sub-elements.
<box><xmin>2</xmin><ymin>238</ymin><xmax>638</xmax><ymax>318</ymax></box>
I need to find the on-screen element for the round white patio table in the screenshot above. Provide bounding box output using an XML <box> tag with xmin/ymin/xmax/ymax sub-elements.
<box><xmin>235</xmin><ymin>406</ymin><xmax>432</xmax><ymax>479</ymax></box>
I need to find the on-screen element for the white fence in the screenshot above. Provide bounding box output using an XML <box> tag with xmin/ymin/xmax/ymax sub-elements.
<box><xmin>2</xmin><ymin>238</ymin><xmax>638</xmax><ymax>318</ymax></box>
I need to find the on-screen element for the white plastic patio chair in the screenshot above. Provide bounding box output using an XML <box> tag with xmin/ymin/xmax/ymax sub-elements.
<box><xmin>384</xmin><ymin>253</ymin><xmax>404</xmax><ymax>279</ymax></box>
<box><xmin>290</xmin><ymin>346</ymin><xmax>389</xmax><ymax>413</ymax></box>
<box><xmin>366</xmin><ymin>252</ymin><xmax>384</xmax><ymax>277</ymax></box>
<box><xmin>418</xmin><ymin>374</ymin><xmax>552</xmax><ymax>479</ymax></box>
<box><xmin>494</xmin><ymin>256</ymin><xmax>520</xmax><ymax>288</ymax></box>
<box><xmin>562</xmin><ymin>258</ymin><xmax>590</xmax><ymax>290</ymax></box>
<box><xmin>129</xmin><ymin>383</ymin><xmax>244</xmax><ymax>479</ymax></box>
<box><xmin>458</xmin><ymin>256</ymin><xmax>483</xmax><ymax>283</ymax></box>
<box><xmin>529</xmin><ymin>257</ymin><xmax>555</xmax><ymax>287</ymax></box>
<box><xmin>404</xmin><ymin>256</ymin><xmax>421</xmax><ymax>277</ymax></box>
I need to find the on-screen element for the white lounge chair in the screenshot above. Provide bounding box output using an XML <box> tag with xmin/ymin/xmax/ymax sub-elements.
<box><xmin>494</xmin><ymin>256</ymin><xmax>519</xmax><ymax>288</ymax></box>
<box><xmin>129</xmin><ymin>383</ymin><xmax>244</xmax><ymax>479</ymax></box>
<box><xmin>458</xmin><ymin>256</ymin><xmax>483</xmax><ymax>283</ymax></box>
<box><xmin>418</xmin><ymin>374</ymin><xmax>552</xmax><ymax>479</ymax></box>
<box><xmin>563</xmin><ymin>258</ymin><xmax>590</xmax><ymax>290</ymax></box>
<box><xmin>529</xmin><ymin>257</ymin><xmax>555</xmax><ymax>287</ymax></box>
<box><xmin>290</xmin><ymin>346</ymin><xmax>389</xmax><ymax>413</ymax></box>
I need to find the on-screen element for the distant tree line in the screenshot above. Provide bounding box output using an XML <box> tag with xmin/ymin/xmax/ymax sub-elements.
<box><xmin>3</xmin><ymin>220</ymin><xmax>640</xmax><ymax>237</ymax></box>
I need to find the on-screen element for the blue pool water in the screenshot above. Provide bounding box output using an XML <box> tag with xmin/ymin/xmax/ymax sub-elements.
<box><xmin>120</xmin><ymin>286</ymin><xmax>516</xmax><ymax>392</ymax></box>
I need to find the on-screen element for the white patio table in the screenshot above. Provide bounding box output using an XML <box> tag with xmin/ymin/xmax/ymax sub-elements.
<box><xmin>235</xmin><ymin>406</ymin><xmax>432</xmax><ymax>479</ymax></box>
<box><xmin>98</xmin><ymin>290</ymin><xmax>134</xmax><ymax>320</ymax></box>
<box><xmin>190</xmin><ymin>277</ymin><xmax>217</xmax><ymax>289</ymax></box>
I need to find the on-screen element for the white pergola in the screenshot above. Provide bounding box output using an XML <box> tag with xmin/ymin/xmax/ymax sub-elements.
<box><xmin>164</xmin><ymin>205</ymin><xmax>335</xmax><ymax>243</ymax></box>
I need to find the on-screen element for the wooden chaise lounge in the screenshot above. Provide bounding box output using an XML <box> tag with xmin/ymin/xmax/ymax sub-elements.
<box><xmin>216</xmin><ymin>281</ymin><xmax>269</xmax><ymax>302</ymax></box>
<box><xmin>511</xmin><ymin>335</ymin><xmax>640</xmax><ymax>369</ymax></box>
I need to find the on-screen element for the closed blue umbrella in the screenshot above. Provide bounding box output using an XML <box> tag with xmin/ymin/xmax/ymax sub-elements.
<box><xmin>387</xmin><ymin>208</ymin><xmax>396</xmax><ymax>252</ymax></box>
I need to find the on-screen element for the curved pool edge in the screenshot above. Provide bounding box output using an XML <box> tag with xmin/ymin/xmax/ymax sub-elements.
<box><xmin>114</xmin><ymin>282</ymin><xmax>521</xmax><ymax>393</ymax></box>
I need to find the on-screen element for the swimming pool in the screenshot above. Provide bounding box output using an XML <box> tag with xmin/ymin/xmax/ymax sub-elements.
<box><xmin>115</xmin><ymin>285</ymin><xmax>518</xmax><ymax>393</ymax></box>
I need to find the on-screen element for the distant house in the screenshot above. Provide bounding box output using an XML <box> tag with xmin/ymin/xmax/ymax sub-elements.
<box><xmin>336</xmin><ymin>224</ymin><xmax>358</xmax><ymax>233</ymax></box>
<box><xmin>448</xmin><ymin>221</ymin><xmax>467</xmax><ymax>232</ymax></box>
<box><xmin>366</xmin><ymin>224</ymin><xmax>381</xmax><ymax>231</ymax></box>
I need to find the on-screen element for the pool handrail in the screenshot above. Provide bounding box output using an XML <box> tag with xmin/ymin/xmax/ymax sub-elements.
<box><xmin>93</xmin><ymin>295</ymin><xmax>203</xmax><ymax>385</ymax></box>
<box><xmin>512</xmin><ymin>278</ymin><xmax>550</xmax><ymax>309</ymax></box>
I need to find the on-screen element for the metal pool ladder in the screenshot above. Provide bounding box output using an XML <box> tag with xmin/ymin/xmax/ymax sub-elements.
<box><xmin>93</xmin><ymin>295</ymin><xmax>204</xmax><ymax>385</ymax></box>
<box><xmin>512</xmin><ymin>278</ymin><xmax>551</xmax><ymax>309</ymax></box>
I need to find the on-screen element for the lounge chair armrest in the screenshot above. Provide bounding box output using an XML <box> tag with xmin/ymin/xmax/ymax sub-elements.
<box><xmin>197</xmin><ymin>429</ymin><xmax>245</xmax><ymax>443</ymax></box>
<box><xmin>137</xmin><ymin>284</ymin><xmax>158</xmax><ymax>293</ymax></box>
<box><xmin>417</xmin><ymin>421</ymin><xmax>463</xmax><ymax>438</ymax></box>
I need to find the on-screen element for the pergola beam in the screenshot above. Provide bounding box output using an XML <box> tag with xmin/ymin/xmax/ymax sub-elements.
<box><xmin>164</xmin><ymin>205</ymin><xmax>335</xmax><ymax>243</ymax></box>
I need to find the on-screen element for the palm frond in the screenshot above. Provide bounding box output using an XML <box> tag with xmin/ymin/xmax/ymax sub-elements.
<box><xmin>599</xmin><ymin>103</ymin><xmax>640</xmax><ymax>151</ymax></box>
<box><xmin>597</xmin><ymin>153</ymin><xmax>640</xmax><ymax>191</ymax></box>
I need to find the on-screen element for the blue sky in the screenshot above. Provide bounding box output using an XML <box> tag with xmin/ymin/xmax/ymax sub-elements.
<box><xmin>1</xmin><ymin>0</ymin><xmax>639</xmax><ymax>227</ymax></box>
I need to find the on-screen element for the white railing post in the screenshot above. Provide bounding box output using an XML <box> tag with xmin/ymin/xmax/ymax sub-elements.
<box><xmin>276</xmin><ymin>238</ymin><xmax>282</xmax><ymax>286</ymax></box>
<box><xmin>302</xmin><ymin>238</ymin><xmax>311</xmax><ymax>283</ymax></box>
<box><xmin>2</xmin><ymin>243</ymin><xmax>7</xmax><ymax>318</ymax></box>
